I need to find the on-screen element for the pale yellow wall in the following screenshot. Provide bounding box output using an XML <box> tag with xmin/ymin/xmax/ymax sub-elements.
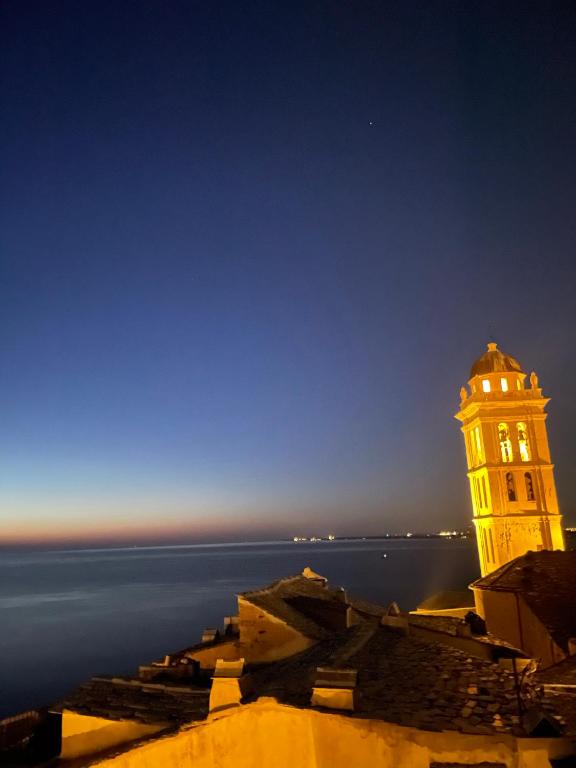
<box><xmin>235</xmin><ymin>598</ymin><xmax>315</xmax><ymax>662</ymax></box>
<box><xmin>85</xmin><ymin>699</ymin><xmax>571</xmax><ymax>768</ymax></box>
<box><xmin>473</xmin><ymin>589</ymin><xmax>565</xmax><ymax>668</ymax></box>
<box><xmin>184</xmin><ymin>639</ymin><xmax>241</xmax><ymax>669</ymax></box>
<box><xmin>184</xmin><ymin>600</ymin><xmax>315</xmax><ymax>668</ymax></box>
<box><xmin>60</xmin><ymin>711</ymin><xmax>165</xmax><ymax>761</ymax></box>
<box><xmin>517</xmin><ymin>598</ymin><xmax>565</xmax><ymax>668</ymax></box>
<box><xmin>472</xmin><ymin>589</ymin><xmax>522</xmax><ymax>648</ymax></box>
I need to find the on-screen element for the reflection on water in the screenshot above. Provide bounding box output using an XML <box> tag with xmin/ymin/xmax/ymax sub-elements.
<box><xmin>0</xmin><ymin>538</ymin><xmax>479</xmax><ymax>717</ymax></box>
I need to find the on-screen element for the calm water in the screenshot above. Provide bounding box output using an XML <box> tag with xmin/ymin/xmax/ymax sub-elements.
<box><xmin>0</xmin><ymin>538</ymin><xmax>479</xmax><ymax>717</ymax></box>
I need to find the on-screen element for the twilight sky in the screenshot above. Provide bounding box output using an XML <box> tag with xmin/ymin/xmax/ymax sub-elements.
<box><xmin>1</xmin><ymin>1</ymin><xmax>576</xmax><ymax>545</ymax></box>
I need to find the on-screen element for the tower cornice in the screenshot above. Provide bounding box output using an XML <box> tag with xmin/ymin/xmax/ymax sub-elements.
<box><xmin>455</xmin><ymin>396</ymin><xmax>550</xmax><ymax>424</ymax></box>
<box><xmin>467</xmin><ymin>461</ymin><xmax>555</xmax><ymax>477</ymax></box>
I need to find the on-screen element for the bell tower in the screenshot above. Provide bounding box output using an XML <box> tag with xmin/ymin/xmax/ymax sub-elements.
<box><xmin>455</xmin><ymin>342</ymin><xmax>564</xmax><ymax>577</ymax></box>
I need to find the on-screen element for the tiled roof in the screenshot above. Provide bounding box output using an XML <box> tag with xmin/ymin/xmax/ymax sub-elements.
<box><xmin>536</xmin><ymin>655</ymin><xmax>576</xmax><ymax>686</ymax></box>
<box><xmin>347</xmin><ymin>595</ymin><xmax>388</xmax><ymax>618</ymax></box>
<box><xmin>171</xmin><ymin>573</ymin><xmax>387</xmax><ymax>665</ymax></box>
<box><xmin>408</xmin><ymin>614</ymin><xmax>466</xmax><ymax>636</ymax></box>
<box><xmin>472</xmin><ymin>551</ymin><xmax>576</xmax><ymax>652</ymax></box>
<box><xmin>249</xmin><ymin>625</ymin><xmax>545</xmax><ymax>736</ymax></box>
<box><xmin>407</xmin><ymin>614</ymin><xmax>525</xmax><ymax>656</ymax></box>
<box><xmin>55</xmin><ymin>676</ymin><xmax>209</xmax><ymax>725</ymax></box>
<box><xmin>240</xmin><ymin>575</ymin><xmax>356</xmax><ymax>640</ymax></box>
<box><xmin>539</xmin><ymin>692</ymin><xmax>576</xmax><ymax>737</ymax></box>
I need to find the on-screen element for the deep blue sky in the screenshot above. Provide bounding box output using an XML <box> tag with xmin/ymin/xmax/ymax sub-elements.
<box><xmin>1</xmin><ymin>1</ymin><xmax>575</xmax><ymax>544</ymax></box>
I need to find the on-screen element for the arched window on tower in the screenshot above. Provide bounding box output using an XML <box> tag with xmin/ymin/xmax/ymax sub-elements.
<box><xmin>498</xmin><ymin>423</ymin><xmax>513</xmax><ymax>463</ymax></box>
<box><xmin>525</xmin><ymin>472</ymin><xmax>535</xmax><ymax>501</ymax></box>
<box><xmin>506</xmin><ymin>472</ymin><xmax>516</xmax><ymax>502</ymax></box>
<box><xmin>517</xmin><ymin>422</ymin><xmax>530</xmax><ymax>462</ymax></box>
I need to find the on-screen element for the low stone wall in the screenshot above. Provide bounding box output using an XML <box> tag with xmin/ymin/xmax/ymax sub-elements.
<box><xmin>86</xmin><ymin>699</ymin><xmax>573</xmax><ymax>768</ymax></box>
<box><xmin>0</xmin><ymin>709</ymin><xmax>42</xmax><ymax>750</ymax></box>
<box><xmin>60</xmin><ymin>711</ymin><xmax>166</xmax><ymax>761</ymax></box>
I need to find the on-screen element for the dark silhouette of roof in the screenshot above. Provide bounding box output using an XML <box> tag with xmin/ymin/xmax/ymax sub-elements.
<box><xmin>470</xmin><ymin>342</ymin><xmax>523</xmax><ymax>379</ymax></box>
<box><xmin>536</xmin><ymin>654</ymin><xmax>576</xmax><ymax>686</ymax></box>
<box><xmin>55</xmin><ymin>677</ymin><xmax>209</xmax><ymax>725</ymax></box>
<box><xmin>472</xmin><ymin>550</ymin><xmax>576</xmax><ymax>653</ymax></box>
<box><xmin>239</xmin><ymin>575</ymin><xmax>339</xmax><ymax>639</ymax></box>
<box><xmin>239</xmin><ymin>573</ymin><xmax>386</xmax><ymax>640</ymax></box>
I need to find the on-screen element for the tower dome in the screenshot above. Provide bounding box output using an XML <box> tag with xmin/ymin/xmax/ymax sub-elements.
<box><xmin>469</xmin><ymin>342</ymin><xmax>523</xmax><ymax>379</ymax></box>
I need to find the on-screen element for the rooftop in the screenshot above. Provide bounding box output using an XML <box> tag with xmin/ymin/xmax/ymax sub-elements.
<box><xmin>51</xmin><ymin>570</ymin><xmax>576</xmax><ymax>747</ymax></box>
<box><xmin>55</xmin><ymin>676</ymin><xmax>209</xmax><ymax>725</ymax></box>
<box><xmin>239</xmin><ymin>572</ymin><xmax>387</xmax><ymax>639</ymax></box>
<box><xmin>248</xmin><ymin>624</ymin><xmax>540</xmax><ymax>736</ymax></box>
<box><xmin>536</xmin><ymin>655</ymin><xmax>576</xmax><ymax>687</ymax></box>
<box><xmin>407</xmin><ymin>613</ymin><xmax>525</xmax><ymax>656</ymax></box>
<box><xmin>472</xmin><ymin>551</ymin><xmax>576</xmax><ymax>653</ymax></box>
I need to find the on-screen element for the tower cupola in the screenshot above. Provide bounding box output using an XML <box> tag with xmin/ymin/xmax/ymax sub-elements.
<box><xmin>470</xmin><ymin>342</ymin><xmax>523</xmax><ymax>377</ymax></box>
<box><xmin>463</xmin><ymin>342</ymin><xmax>527</xmax><ymax>399</ymax></box>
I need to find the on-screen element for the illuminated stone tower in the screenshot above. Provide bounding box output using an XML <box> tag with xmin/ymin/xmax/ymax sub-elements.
<box><xmin>455</xmin><ymin>342</ymin><xmax>564</xmax><ymax>577</ymax></box>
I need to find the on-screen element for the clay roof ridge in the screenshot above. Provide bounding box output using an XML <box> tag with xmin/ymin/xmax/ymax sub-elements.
<box><xmin>346</xmin><ymin>594</ymin><xmax>388</xmax><ymax>617</ymax></box>
<box><xmin>470</xmin><ymin>555</ymin><xmax>526</xmax><ymax>589</ymax></box>
<box><xmin>239</xmin><ymin>574</ymin><xmax>309</xmax><ymax>599</ymax></box>
<box><xmin>329</xmin><ymin>624</ymin><xmax>378</xmax><ymax>666</ymax></box>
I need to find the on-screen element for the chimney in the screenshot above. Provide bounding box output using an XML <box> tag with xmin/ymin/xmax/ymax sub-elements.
<box><xmin>201</xmin><ymin>628</ymin><xmax>220</xmax><ymax>644</ymax></box>
<box><xmin>301</xmin><ymin>566</ymin><xmax>328</xmax><ymax>586</ymax></box>
<box><xmin>380</xmin><ymin>603</ymin><xmax>409</xmax><ymax>634</ymax></box>
<box><xmin>209</xmin><ymin>659</ymin><xmax>253</xmax><ymax>713</ymax></box>
<box><xmin>311</xmin><ymin>667</ymin><xmax>357</xmax><ymax>711</ymax></box>
<box><xmin>223</xmin><ymin>616</ymin><xmax>240</xmax><ymax>636</ymax></box>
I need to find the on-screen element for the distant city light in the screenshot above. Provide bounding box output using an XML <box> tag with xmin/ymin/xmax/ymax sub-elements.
<box><xmin>292</xmin><ymin>535</ymin><xmax>336</xmax><ymax>543</ymax></box>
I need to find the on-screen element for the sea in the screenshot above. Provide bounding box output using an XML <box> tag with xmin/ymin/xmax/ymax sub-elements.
<box><xmin>0</xmin><ymin>537</ymin><xmax>479</xmax><ymax>718</ymax></box>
